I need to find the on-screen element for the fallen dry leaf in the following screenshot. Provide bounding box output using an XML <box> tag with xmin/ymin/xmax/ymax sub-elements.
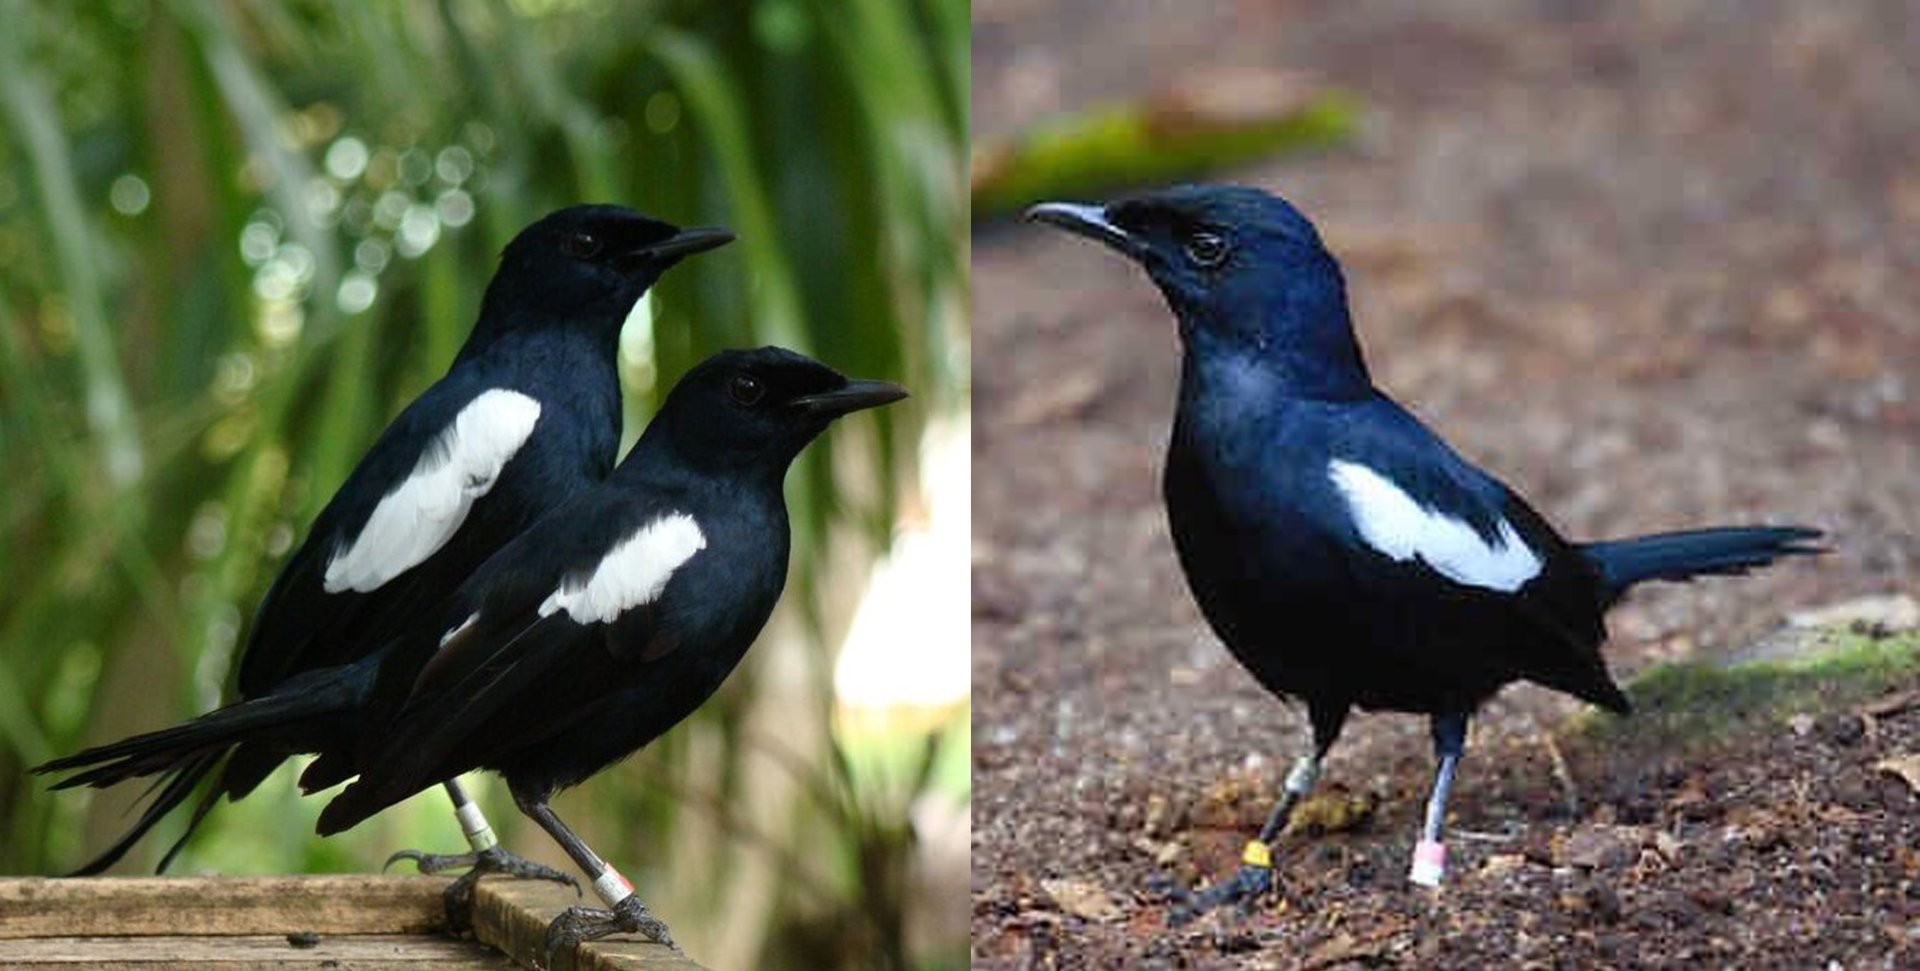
<box><xmin>1872</xmin><ymin>753</ymin><xmax>1920</xmax><ymax>794</ymax></box>
<box><xmin>1287</xmin><ymin>788</ymin><xmax>1377</xmax><ymax>836</ymax></box>
<box><xmin>1480</xmin><ymin>852</ymin><xmax>1529</xmax><ymax>877</ymax></box>
<box><xmin>1040</xmin><ymin>878</ymin><xmax>1124</xmax><ymax>922</ymax></box>
<box><xmin>1293</xmin><ymin>924</ymin><xmax>1404</xmax><ymax>971</ymax></box>
<box><xmin>1002</xmin><ymin>370</ymin><xmax>1105</xmax><ymax>428</ymax></box>
<box><xmin>1555</xmin><ymin>824</ymin><xmax>1649</xmax><ymax>871</ymax></box>
<box><xmin>1861</xmin><ymin>688</ymin><xmax>1920</xmax><ymax>719</ymax></box>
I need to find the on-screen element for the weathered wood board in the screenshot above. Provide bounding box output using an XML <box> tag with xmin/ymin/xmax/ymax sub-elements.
<box><xmin>0</xmin><ymin>934</ymin><xmax>515</xmax><ymax>967</ymax></box>
<box><xmin>0</xmin><ymin>876</ymin><xmax>449</xmax><ymax>939</ymax></box>
<box><xmin>0</xmin><ymin>877</ymin><xmax>707</xmax><ymax>971</ymax></box>
<box><xmin>472</xmin><ymin>880</ymin><xmax>708</xmax><ymax>971</ymax></box>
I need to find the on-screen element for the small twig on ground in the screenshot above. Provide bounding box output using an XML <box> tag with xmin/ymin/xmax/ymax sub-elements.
<box><xmin>1857</xmin><ymin>687</ymin><xmax>1920</xmax><ymax>742</ymax></box>
<box><xmin>1525</xmin><ymin>709</ymin><xmax>1581</xmax><ymax>818</ymax></box>
<box><xmin>1861</xmin><ymin>687</ymin><xmax>1920</xmax><ymax>718</ymax></box>
<box><xmin>1451</xmin><ymin>825</ymin><xmax>1525</xmax><ymax>844</ymax></box>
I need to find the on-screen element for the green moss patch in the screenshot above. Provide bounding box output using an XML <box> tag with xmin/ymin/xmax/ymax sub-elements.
<box><xmin>1566</xmin><ymin>627</ymin><xmax>1920</xmax><ymax>755</ymax></box>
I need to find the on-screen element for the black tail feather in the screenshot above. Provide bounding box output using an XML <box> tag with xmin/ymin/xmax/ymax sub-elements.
<box><xmin>1582</xmin><ymin>526</ymin><xmax>1824</xmax><ymax>606</ymax></box>
<box><xmin>37</xmin><ymin>682</ymin><xmax>349</xmax><ymax>788</ymax></box>
<box><xmin>36</xmin><ymin>669</ymin><xmax>364</xmax><ymax>874</ymax></box>
<box><xmin>154</xmin><ymin>780</ymin><xmax>226</xmax><ymax>874</ymax></box>
<box><xmin>64</xmin><ymin>752</ymin><xmax>221</xmax><ymax>876</ymax></box>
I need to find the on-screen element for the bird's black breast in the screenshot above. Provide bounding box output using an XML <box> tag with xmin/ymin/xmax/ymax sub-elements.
<box><xmin>1165</xmin><ymin>400</ymin><xmax>1362</xmax><ymax>706</ymax></box>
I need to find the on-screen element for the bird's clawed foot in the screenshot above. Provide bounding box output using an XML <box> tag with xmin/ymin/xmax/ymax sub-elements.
<box><xmin>1154</xmin><ymin>840</ymin><xmax>1282</xmax><ymax>925</ymax></box>
<box><xmin>385</xmin><ymin>846</ymin><xmax>580</xmax><ymax>934</ymax></box>
<box><xmin>1167</xmin><ymin>861</ymin><xmax>1276</xmax><ymax>924</ymax></box>
<box><xmin>384</xmin><ymin>845</ymin><xmax>580</xmax><ymax>887</ymax></box>
<box><xmin>542</xmin><ymin>894</ymin><xmax>675</xmax><ymax>968</ymax></box>
<box><xmin>1159</xmin><ymin>841</ymin><xmax>1281</xmax><ymax>926</ymax></box>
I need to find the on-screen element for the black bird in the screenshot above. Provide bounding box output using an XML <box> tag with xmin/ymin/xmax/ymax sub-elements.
<box><xmin>1027</xmin><ymin>184</ymin><xmax>1820</xmax><ymax>910</ymax></box>
<box><xmin>302</xmin><ymin>347</ymin><xmax>904</xmax><ymax>957</ymax></box>
<box><xmin>36</xmin><ymin>206</ymin><xmax>733</xmax><ymax>904</ymax></box>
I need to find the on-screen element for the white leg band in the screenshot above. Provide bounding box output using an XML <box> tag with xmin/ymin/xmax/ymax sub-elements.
<box><xmin>591</xmin><ymin>867</ymin><xmax>634</xmax><ymax>908</ymax></box>
<box><xmin>454</xmin><ymin>801</ymin><xmax>499</xmax><ymax>853</ymax></box>
<box><xmin>1284</xmin><ymin>756</ymin><xmax>1321</xmax><ymax>796</ymax></box>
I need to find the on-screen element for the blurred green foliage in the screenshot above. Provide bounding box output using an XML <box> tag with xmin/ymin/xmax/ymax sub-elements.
<box><xmin>0</xmin><ymin>1</ymin><xmax>967</xmax><ymax>968</ymax></box>
<box><xmin>970</xmin><ymin>89</ymin><xmax>1358</xmax><ymax>221</ymax></box>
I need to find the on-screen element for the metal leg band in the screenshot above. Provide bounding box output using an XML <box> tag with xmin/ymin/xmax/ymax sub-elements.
<box><xmin>591</xmin><ymin>866</ymin><xmax>634</xmax><ymax>908</ymax></box>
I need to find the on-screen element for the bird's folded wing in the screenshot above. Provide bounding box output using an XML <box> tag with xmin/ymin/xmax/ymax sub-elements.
<box><xmin>1313</xmin><ymin>414</ymin><xmax>1628</xmax><ymax>713</ymax></box>
<box><xmin>319</xmin><ymin>388</ymin><xmax>541</xmax><ymax>595</ymax></box>
<box><xmin>339</xmin><ymin>496</ymin><xmax>704</xmax><ymax>810</ymax></box>
<box><xmin>237</xmin><ymin>378</ymin><xmax>539</xmax><ymax>695</ymax></box>
<box><xmin>1326</xmin><ymin>405</ymin><xmax>1606</xmax><ymax>654</ymax></box>
<box><xmin>401</xmin><ymin>609</ymin><xmax>593</xmax><ymax>763</ymax></box>
<box><xmin>317</xmin><ymin>601</ymin><xmax>641</xmax><ymax>833</ymax></box>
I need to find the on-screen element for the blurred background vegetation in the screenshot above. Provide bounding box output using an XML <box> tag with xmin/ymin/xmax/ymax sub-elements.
<box><xmin>0</xmin><ymin>1</ymin><xmax>968</xmax><ymax>969</ymax></box>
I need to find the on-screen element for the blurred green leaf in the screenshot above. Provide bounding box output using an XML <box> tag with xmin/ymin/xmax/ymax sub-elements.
<box><xmin>971</xmin><ymin>79</ymin><xmax>1360</xmax><ymax>220</ymax></box>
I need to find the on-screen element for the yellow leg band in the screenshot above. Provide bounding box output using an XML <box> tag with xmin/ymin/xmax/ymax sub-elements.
<box><xmin>1241</xmin><ymin>839</ymin><xmax>1273</xmax><ymax>869</ymax></box>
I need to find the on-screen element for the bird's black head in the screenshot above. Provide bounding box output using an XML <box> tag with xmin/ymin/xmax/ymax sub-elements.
<box><xmin>640</xmin><ymin>346</ymin><xmax>908</xmax><ymax>479</ymax></box>
<box><xmin>1027</xmin><ymin>184</ymin><xmax>1372</xmax><ymax>399</ymax></box>
<box><xmin>469</xmin><ymin>204</ymin><xmax>734</xmax><ymax>352</ymax></box>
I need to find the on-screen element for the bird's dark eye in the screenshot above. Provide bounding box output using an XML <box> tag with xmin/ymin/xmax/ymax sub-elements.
<box><xmin>562</xmin><ymin>232</ymin><xmax>602</xmax><ymax>260</ymax></box>
<box><xmin>1185</xmin><ymin>230</ymin><xmax>1230</xmax><ymax>268</ymax></box>
<box><xmin>728</xmin><ymin>374</ymin><xmax>765</xmax><ymax>407</ymax></box>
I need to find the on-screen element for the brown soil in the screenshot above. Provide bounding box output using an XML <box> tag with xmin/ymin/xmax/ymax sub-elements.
<box><xmin>971</xmin><ymin>1</ymin><xmax>1920</xmax><ymax>968</ymax></box>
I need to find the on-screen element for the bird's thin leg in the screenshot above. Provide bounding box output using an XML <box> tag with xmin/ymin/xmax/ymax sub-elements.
<box><xmin>1168</xmin><ymin>750</ymin><xmax>1322</xmax><ymax>921</ymax></box>
<box><xmin>383</xmin><ymin>778</ymin><xmax>580</xmax><ymax>933</ymax></box>
<box><xmin>1254</xmin><ymin>752</ymin><xmax>1325</xmax><ymax>850</ymax></box>
<box><xmin>1169</xmin><ymin>704</ymin><xmax>1346</xmax><ymax>923</ymax></box>
<box><xmin>1408</xmin><ymin>712</ymin><xmax>1468</xmax><ymax>888</ymax></box>
<box><xmin>514</xmin><ymin>787</ymin><xmax>674</xmax><ymax>967</ymax></box>
<box><xmin>447</xmin><ymin>778</ymin><xmax>498</xmax><ymax>852</ymax></box>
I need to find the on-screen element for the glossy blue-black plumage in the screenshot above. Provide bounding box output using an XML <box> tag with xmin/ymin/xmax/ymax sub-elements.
<box><xmin>238</xmin><ymin>206</ymin><xmax>731</xmax><ymax>696</ymax></box>
<box><xmin>36</xmin><ymin>205</ymin><xmax>731</xmax><ymax>873</ymax></box>
<box><xmin>1032</xmin><ymin>184</ymin><xmax>1818</xmax><ymax>724</ymax></box>
<box><xmin>313</xmin><ymin>347</ymin><xmax>906</xmax><ymax>835</ymax></box>
<box><xmin>1167</xmin><ymin>384</ymin><xmax>1618</xmax><ymax>716</ymax></box>
<box><xmin>1030</xmin><ymin>184</ymin><xmax>1819</xmax><ymax>898</ymax></box>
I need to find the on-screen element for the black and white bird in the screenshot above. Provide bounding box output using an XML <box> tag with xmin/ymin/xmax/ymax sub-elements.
<box><xmin>1027</xmin><ymin>184</ymin><xmax>1820</xmax><ymax>910</ymax></box>
<box><xmin>37</xmin><ymin>206</ymin><xmax>733</xmax><ymax>903</ymax></box>
<box><xmin>297</xmin><ymin>347</ymin><xmax>905</xmax><ymax>957</ymax></box>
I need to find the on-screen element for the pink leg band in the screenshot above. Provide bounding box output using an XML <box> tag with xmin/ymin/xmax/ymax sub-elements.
<box><xmin>1407</xmin><ymin>839</ymin><xmax>1447</xmax><ymax>888</ymax></box>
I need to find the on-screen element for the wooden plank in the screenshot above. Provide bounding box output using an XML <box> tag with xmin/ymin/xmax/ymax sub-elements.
<box><xmin>0</xmin><ymin>877</ymin><xmax>451</xmax><ymax>939</ymax></box>
<box><xmin>472</xmin><ymin>881</ymin><xmax>708</xmax><ymax>971</ymax></box>
<box><xmin>0</xmin><ymin>933</ymin><xmax>514</xmax><ymax>968</ymax></box>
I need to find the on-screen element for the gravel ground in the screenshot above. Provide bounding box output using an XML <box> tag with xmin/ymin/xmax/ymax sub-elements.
<box><xmin>971</xmin><ymin>1</ymin><xmax>1920</xmax><ymax>967</ymax></box>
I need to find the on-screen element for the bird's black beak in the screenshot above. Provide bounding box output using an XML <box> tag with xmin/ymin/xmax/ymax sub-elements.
<box><xmin>1024</xmin><ymin>201</ymin><xmax>1143</xmax><ymax>259</ymax></box>
<box><xmin>792</xmin><ymin>379</ymin><xmax>909</xmax><ymax>418</ymax></box>
<box><xmin>630</xmin><ymin>225</ymin><xmax>736</xmax><ymax>263</ymax></box>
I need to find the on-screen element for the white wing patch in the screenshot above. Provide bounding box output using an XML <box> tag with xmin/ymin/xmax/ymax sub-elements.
<box><xmin>1328</xmin><ymin>459</ymin><xmax>1541</xmax><ymax>592</ymax></box>
<box><xmin>537</xmin><ymin>513</ymin><xmax>706</xmax><ymax>625</ymax></box>
<box><xmin>323</xmin><ymin>389</ymin><xmax>543</xmax><ymax>594</ymax></box>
